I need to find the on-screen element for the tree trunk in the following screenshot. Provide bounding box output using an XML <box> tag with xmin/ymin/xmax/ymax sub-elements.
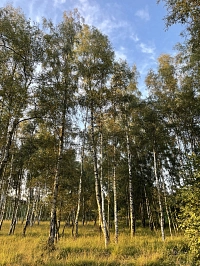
<box><xmin>0</xmin><ymin>154</ymin><xmax>13</xmax><ymax>230</ymax></box>
<box><xmin>126</xmin><ymin>129</ymin><xmax>135</xmax><ymax>237</ymax></box>
<box><xmin>153</xmin><ymin>149</ymin><xmax>165</xmax><ymax>241</ymax></box>
<box><xmin>113</xmin><ymin>144</ymin><xmax>119</xmax><ymax>243</ymax></box>
<box><xmin>48</xmin><ymin>89</ymin><xmax>67</xmax><ymax>246</ymax></box>
<box><xmin>99</xmin><ymin>131</ymin><xmax>109</xmax><ymax>246</ymax></box>
<box><xmin>91</xmin><ymin>109</ymin><xmax>109</xmax><ymax>248</ymax></box>
<box><xmin>9</xmin><ymin>171</ymin><xmax>21</xmax><ymax>235</ymax></box>
<box><xmin>161</xmin><ymin>175</ymin><xmax>172</xmax><ymax>237</ymax></box>
<box><xmin>74</xmin><ymin>110</ymin><xmax>88</xmax><ymax>237</ymax></box>
<box><xmin>73</xmin><ymin>152</ymin><xmax>82</xmax><ymax>238</ymax></box>
<box><xmin>48</xmin><ymin>136</ymin><xmax>62</xmax><ymax>245</ymax></box>
<box><xmin>23</xmin><ymin>201</ymin><xmax>31</xmax><ymax>236</ymax></box>
<box><xmin>48</xmin><ymin>124</ymin><xmax>65</xmax><ymax>245</ymax></box>
<box><xmin>0</xmin><ymin>119</ymin><xmax>18</xmax><ymax>179</ymax></box>
<box><xmin>144</xmin><ymin>186</ymin><xmax>156</xmax><ymax>231</ymax></box>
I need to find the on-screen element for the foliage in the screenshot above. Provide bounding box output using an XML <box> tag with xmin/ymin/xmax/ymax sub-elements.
<box><xmin>178</xmin><ymin>154</ymin><xmax>200</xmax><ymax>264</ymax></box>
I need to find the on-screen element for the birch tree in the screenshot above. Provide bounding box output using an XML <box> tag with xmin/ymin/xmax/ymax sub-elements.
<box><xmin>76</xmin><ymin>24</ymin><xmax>114</xmax><ymax>247</ymax></box>
<box><xmin>111</xmin><ymin>60</ymin><xmax>140</xmax><ymax>237</ymax></box>
<box><xmin>36</xmin><ymin>10</ymin><xmax>82</xmax><ymax>246</ymax></box>
<box><xmin>0</xmin><ymin>5</ymin><xmax>42</xmax><ymax>180</ymax></box>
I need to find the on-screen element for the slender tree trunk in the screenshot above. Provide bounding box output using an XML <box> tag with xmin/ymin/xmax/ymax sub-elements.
<box><xmin>113</xmin><ymin>144</ymin><xmax>118</xmax><ymax>243</ymax></box>
<box><xmin>144</xmin><ymin>186</ymin><xmax>156</xmax><ymax>231</ymax></box>
<box><xmin>74</xmin><ymin>109</ymin><xmax>88</xmax><ymax>237</ymax></box>
<box><xmin>161</xmin><ymin>175</ymin><xmax>172</xmax><ymax>237</ymax></box>
<box><xmin>48</xmin><ymin>89</ymin><xmax>67</xmax><ymax>246</ymax></box>
<box><xmin>48</xmin><ymin>136</ymin><xmax>63</xmax><ymax>245</ymax></box>
<box><xmin>140</xmin><ymin>200</ymin><xmax>146</xmax><ymax>228</ymax></box>
<box><xmin>0</xmin><ymin>155</ymin><xmax>13</xmax><ymax>230</ymax></box>
<box><xmin>9</xmin><ymin>171</ymin><xmax>22</xmax><ymax>235</ymax></box>
<box><xmin>0</xmin><ymin>119</ymin><xmax>18</xmax><ymax>179</ymax></box>
<box><xmin>74</xmin><ymin>152</ymin><xmax>82</xmax><ymax>238</ymax></box>
<box><xmin>48</xmin><ymin>126</ymin><xmax>65</xmax><ymax>245</ymax></box>
<box><xmin>99</xmin><ymin>131</ymin><xmax>109</xmax><ymax>246</ymax></box>
<box><xmin>153</xmin><ymin>149</ymin><xmax>165</xmax><ymax>241</ymax></box>
<box><xmin>170</xmin><ymin>206</ymin><xmax>179</xmax><ymax>234</ymax></box>
<box><xmin>107</xmin><ymin>169</ymin><xmax>110</xmax><ymax>238</ymax></box>
<box><xmin>126</xmin><ymin>128</ymin><xmax>135</xmax><ymax>237</ymax></box>
<box><xmin>23</xmin><ymin>201</ymin><xmax>31</xmax><ymax>236</ymax></box>
<box><xmin>91</xmin><ymin>109</ymin><xmax>109</xmax><ymax>248</ymax></box>
<box><xmin>82</xmin><ymin>196</ymin><xmax>85</xmax><ymax>226</ymax></box>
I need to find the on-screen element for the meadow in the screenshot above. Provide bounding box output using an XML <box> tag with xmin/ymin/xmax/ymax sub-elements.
<box><xmin>0</xmin><ymin>221</ymin><xmax>190</xmax><ymax>266</ymax></box>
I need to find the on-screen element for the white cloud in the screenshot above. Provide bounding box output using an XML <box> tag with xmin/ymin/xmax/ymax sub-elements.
<box><xmin>54</xmin><ymin>0</ymin><xmax>66</xmax><ymax>5</ymax></box>
<box><xmin>139</xmin><ymin>43</ymin><xmax>155</xmax><ymax>54</ymax></box>
<box><xmin>76</xmin><ymin>0</ymin><xmax>100</xmax><ymax>26</ymax></box>
<box><xmin>73</xmin><ymin>0</ymin><xmax>129</xmax><ymax>38</ymax></box>
<box><xmin>135</xmin><ymin>6</ymin><xmax>150</xmax><ymax>21</ymax></box>
<box><xmin>131</xmin><ymin>33</ymin><xmax>139</xmax><ymax>43</ymax></box>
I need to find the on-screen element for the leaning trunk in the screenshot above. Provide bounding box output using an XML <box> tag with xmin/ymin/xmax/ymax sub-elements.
<box><xmin>0</xmin><ymin>119</ymin><xmax>18</xmax><ymax>179</ymax></box>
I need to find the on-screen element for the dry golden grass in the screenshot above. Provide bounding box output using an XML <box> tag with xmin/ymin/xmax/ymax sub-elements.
<box><xmin>0</xmin><ymin>220</ymin><xmax>191</xmax><ymax>265</ymax></box>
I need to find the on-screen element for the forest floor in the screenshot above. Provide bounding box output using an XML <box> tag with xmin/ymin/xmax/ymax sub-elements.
<box><xmin>0</xmin><ymin>220</ymin><xmax>191</xmax><ymax>265</ymax></box>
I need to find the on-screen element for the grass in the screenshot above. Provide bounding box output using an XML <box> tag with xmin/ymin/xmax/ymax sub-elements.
<box><xmin>0</xmin><ymin>220</ymin><xmax>191</xmax><ymax>265</ymax></box>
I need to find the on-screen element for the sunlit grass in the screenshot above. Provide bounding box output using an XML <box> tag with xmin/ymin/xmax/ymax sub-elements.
<box><xmin>0</xmin><ymin>220</ymin><xmax>191</xmax><ymax>265</ymax></box>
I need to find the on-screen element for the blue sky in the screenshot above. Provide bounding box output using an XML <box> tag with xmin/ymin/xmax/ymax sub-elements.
<box><xmin>1</xmin><ymin>0</ymin><xmax>183</xmax><ymax>96</ymax></box>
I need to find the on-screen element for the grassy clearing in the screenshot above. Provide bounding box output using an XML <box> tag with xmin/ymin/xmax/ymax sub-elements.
<box><xmin>0</xmin><ymin>220</ymin><xmax>191</xmax><ymax>265</ymax></box>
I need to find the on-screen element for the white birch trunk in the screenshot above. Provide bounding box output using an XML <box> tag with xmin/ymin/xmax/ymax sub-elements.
<box><xmin>161</xmin><ymin>175</ymin><xmax>172</xmax><ymax>237</ymax></box>
<box><xmin>0</xmin><ymin>119</ymin><xmax>18</xmax><ymax>179</ymax></box>
<box><xmin>9</xmin><ymin>170</ymin><xmax>22</xmax><ymax>235</ymax></box>
<box><xmin>144</xmin><ymin>186</ymin><xmax>156</xmax><ymax>231</ymax></box>
<box><xmin>74</xmin><ymin>109</ymin><xmax>88</xmax><ymax>237</ymax></box>
<box><xmin>0</xmin><ymin>153</ymin><xmax>14</xmax><ymax>230</ymax></box>
<box><xmin>153</xmin><ymin>149</ymin><xmax>165</xmax><ymax>241</ymax></box>
<box><xmin>126</xmin><ymin>129</ymin><xmax>135</xmax><ymax>237</ymax></box>
<box><xmin>73</xmin><ymin>159</ymin><xmax>82</xmax><ymax>237</ymax></box>
<box><xmin>91</xmin><ymin>109</ymin><xmax>109</xmax><ymax>248</ymax></box>
<box><xmin>113</xmin><ymin>144</ymin><xmax>118</xmax><ymax>243</ymax></box>
<box><xmin>99</xmin><ymin>132</ymin><xmax>109</xmax><ymax>246</ymax></box>
<box><xmin>48</xmin><ymin>136</ymin><xmax>62</xmax><ymax>245</ymax></box>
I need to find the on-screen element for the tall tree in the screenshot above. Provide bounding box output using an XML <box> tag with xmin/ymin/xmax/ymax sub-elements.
<box><xmin>0</xmin><ymin>5</ymin><xmax>42</xmax><ymax>180</ymax></box>
<box><xmin>36</xmin><ymin>10</ymin><xmax>82</xmax><ymax>246</ymax></box>
<box><xmin>76</xmin><ymin>24</ymin><xmax>114</xmax><ymax>247</ymax></box>
<box><xmin>110</xmin><ymin>60</ymin><xmax>140</xmax><ymax>237</ymax></box>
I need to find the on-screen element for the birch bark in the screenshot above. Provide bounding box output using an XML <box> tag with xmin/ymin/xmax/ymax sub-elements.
<box><xmin>113</xmin><ymin>144</ymin><xmax>118</xmax><ymax>243</ymax></box>
<box><xmin>126</xmin><ymin>124</ymin><xmax>135</xmax><ymax>237</ymax></box>
<box><xmin>153</xmin><ymin>149</ymin><xmax>165</xmax><ymax>241</ymax></box>
<box><xmin>91</xmin><ymin>109</ymin><xmax>109</xmax><ymax>248</ymax></box>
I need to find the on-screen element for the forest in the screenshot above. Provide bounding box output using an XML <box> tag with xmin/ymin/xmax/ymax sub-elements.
<box><xmin>0</xmin><ymin>0</ymin><xmax>200</xmax><ymax>265</ymax></box>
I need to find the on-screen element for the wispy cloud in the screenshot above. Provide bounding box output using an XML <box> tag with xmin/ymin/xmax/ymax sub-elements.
<box><xmin>27</xmin><ymin>0</ymin><xmax>50</xmax><ymax>24</ymax></box>
<box><xmin>135</xmin><ymin>6</ymin><xmax>150</xmax><ymax>21</ymax></box>
<box><xmin>54</xmin><ymin>0</ymin><xmax>66</xmax><ymax>4</ymax></box>
<box><xmin>75</xmin><ymin>0</ymin><xmax>100</xmax><ymax>26</ymax></box>
<box><xmin>131</xmin><ymin>33</ymin><xmax>139</xmax><ymax>43</ymax></box>
<box><xmin>139</xmin><ymin>42</ymin><xmax>155</xmax><ymax>55</ymax></box>
<box><xmin>73</xmin><ymin>0</ymin><xmax>129</xmax><ymax>38</ymax></box>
